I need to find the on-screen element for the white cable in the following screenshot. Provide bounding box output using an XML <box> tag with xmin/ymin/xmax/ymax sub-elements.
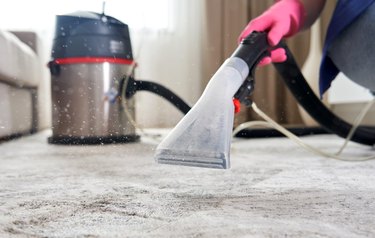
<box><xmin>233</xmin><ymin>102</ymin><xmax>375</xmax><ymax>161</ymax></box>
<box><xmin>232</xmin><ymin>121</ymin><xmax>274</xmax><ymax>137</ymax></box>
<box><xmin>336</xmin><ymin>99</ymin><xmax>375</xmax><ymax>155</ymax></box>
<box><xmin>120</xmin><ymin>33</ymin><xmax>163</xmax><ymax>142</ymax></box>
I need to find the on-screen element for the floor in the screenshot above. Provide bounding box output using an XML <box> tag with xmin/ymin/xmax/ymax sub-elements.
<box><xmin>0</xmin><ymin>130</ymin><xmax>375</xmax><ymax>238</ymax></box>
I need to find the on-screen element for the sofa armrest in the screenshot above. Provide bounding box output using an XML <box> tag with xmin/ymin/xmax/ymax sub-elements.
<box><xmin>10</xmin><ymin>31</ymin><xmax>39</xmax><ymax>55</ymax></box>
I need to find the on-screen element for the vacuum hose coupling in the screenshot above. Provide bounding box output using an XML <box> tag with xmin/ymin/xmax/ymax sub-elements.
<box><xmin>232</xmin><ymin>31</ymin><xmax>270</xmax><ymax>104</ymax></box>
<box><xmin>232</xmin><ymin>31</ymin><xmax>270</xmax><ymax>71</ymax></box>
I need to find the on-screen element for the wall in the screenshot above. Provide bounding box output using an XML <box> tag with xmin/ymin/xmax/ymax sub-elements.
<box><xmin>329</xmin><ymin>73</ymin><xmax>374</xmax><ymax>103</ymax></box>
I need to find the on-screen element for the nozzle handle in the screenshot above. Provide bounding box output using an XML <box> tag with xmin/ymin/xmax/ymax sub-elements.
<box><xmin>232</xmin><ymin>31</ymin><xmax>270</xmax><ymax>74</ymax></box>
<box><xmin>232</xmin><ymin>31</ymin><xmax>271</xmax><ymax>103</ymax></box>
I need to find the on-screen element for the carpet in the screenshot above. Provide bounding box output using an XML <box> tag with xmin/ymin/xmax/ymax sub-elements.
<box><xmin>0</xmin><ymin>130</ymin><xmax>374</xmax><ymax>237</ymax></box>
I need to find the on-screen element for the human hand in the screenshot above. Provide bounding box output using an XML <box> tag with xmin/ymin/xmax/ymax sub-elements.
<box><xmin>238</xmin><ymin>0</ymin><xmax>305</xmax><ymax>66</ymax></box>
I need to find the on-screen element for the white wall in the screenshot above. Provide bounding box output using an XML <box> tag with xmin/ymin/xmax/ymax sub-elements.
<box><xmin>329</xmin><ymin>73</ymin><xmax>374</xmax><ymax>104</ymax></box>
<box><xmin>131</xmin><ymin>1</ymin><xmax>204</xmax><ymax>128</ymax></box>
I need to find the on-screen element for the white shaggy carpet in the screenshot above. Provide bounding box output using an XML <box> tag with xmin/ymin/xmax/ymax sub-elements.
<box><xmin>0</xmin><ymin>130</ymin><xmax>375</xmax><ymax>237</ymax></box>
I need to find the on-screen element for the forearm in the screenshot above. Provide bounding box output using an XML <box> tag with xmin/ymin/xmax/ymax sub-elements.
<box><xmin>300</xmin><ymin>0</ymin><xmax>327</xmax><ymax>30</ymax></box>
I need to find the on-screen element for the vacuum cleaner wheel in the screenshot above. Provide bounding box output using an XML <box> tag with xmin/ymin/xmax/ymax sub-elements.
<box><xmin>48</xmin><ymin>134</ymin><xmax>140</xmax><ymax>145</ymax></box>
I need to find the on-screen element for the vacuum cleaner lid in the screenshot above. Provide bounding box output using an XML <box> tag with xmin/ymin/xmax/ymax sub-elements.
<box><xmin>51</xmin><ymin>11</ymin><xmax>133</xmax><ymax>60</ymax></box>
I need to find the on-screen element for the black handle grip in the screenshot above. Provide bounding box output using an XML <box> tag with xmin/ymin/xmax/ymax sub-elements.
<box><xmin>232</xmin><ymin>31</ymin><xmax>271</xmax><ymax>103</ymax></box>
<box><xmin>232</xmin><ymin>31</ymin><xmax>270</xmax><ymax>75</ymax></box>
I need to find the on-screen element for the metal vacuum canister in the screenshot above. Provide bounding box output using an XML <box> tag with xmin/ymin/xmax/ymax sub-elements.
<box><xmin>48</xmin><ymin>11</ymin><xmax>139</xmax><ymax>144</ymax></box>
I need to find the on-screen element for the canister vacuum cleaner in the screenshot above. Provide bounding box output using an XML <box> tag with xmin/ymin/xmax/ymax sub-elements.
<box><xmin>48</xmin><ymin>11</ymin><xmax>189</xmax><ymax>144</ymax></box>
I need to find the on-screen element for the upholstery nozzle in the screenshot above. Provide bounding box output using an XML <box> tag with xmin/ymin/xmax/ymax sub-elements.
<box><xmin>154</xmin><ymin>32</ymin><xmax>270</xmax><ymax>169</ymax></box>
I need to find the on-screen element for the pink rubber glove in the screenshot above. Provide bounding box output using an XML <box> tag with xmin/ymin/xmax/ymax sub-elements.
<box><xmin>238</xmin><ymin>0</ymin><xmax>305</xmax><ymax>66</ymax></box>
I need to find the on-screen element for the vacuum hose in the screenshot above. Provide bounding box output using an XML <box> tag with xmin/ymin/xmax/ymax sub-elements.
<box><xmin>124</xmin><ymin>77</ymin><xmax>191</xmax><ymax>114</ymax></box>
<box><xmin>233</xmin><ymin>31</ymin><xmax>375</xmax><ymax>146</ymax></box>
<box><xmin>274</xmin><ymin>41</ymin><xmax>375</xmax><ymax>146</ymax></box>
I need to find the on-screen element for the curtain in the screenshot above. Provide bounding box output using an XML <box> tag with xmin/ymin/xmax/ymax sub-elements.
<box><xmin>202</xmin><ymin>0</ymin><xmax>336</xmax><ymax>127</ymax></box>
<box><xmin>133</xmin><ymin>0</ymin><xmax>205</xmax><ymax>128</ymax></box>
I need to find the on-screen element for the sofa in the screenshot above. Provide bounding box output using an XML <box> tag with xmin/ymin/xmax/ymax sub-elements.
<box><xmin>0</xmin><ymin>30</ymin><xmax>50</xmax><ymax>140</ymax></box>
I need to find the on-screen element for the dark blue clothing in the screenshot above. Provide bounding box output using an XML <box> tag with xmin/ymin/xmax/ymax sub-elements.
<box><xmin>319</xmin><ymin>0</ymin><xmax>375</xmax><ymax>96</ymax></box>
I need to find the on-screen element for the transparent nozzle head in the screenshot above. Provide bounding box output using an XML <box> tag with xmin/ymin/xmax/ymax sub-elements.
<box><xmin>154</xmin><ymin>57</ymin><xmax>249</xmax><ymax>169</ymax></box>
<box><xmin>155</xmin><ymin>149</ymin><xmax>229</xmax><ymax>169</ymax></box>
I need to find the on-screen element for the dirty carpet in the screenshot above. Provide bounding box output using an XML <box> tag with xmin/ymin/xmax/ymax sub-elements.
<box><xmin>0</xmin><ymin>130</ymin><xmax>375</xmax><ymax>237</ymax></box>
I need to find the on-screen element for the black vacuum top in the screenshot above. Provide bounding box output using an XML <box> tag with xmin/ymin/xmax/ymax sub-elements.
<box><xmin>51</xmin><ymin>11</ymin><xmax>133</xmax><ymax>60</ymax></box>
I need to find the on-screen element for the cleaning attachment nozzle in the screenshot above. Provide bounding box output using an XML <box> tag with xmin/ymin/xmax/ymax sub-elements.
<box><xmin>154</xmin><ymin>32</ymin><xmax>270</xmax><ymax>169</ymax></box>
<box><xmin>154</xmin><ymin>57</ymin><xmax>250</xmax><ymax>169</ymax></box>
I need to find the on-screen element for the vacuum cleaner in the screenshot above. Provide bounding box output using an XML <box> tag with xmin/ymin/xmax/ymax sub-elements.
<box><xmin>47</xmin><ymin>11</ymin><xmax>373</xmax><ymax>167</ymax></box>
<box><xmin>48</xmin><ymin>11</ymin><xmax>190</xmax><ymax>144</ymax></box>
<box><xmin>48</xmin><ymin>11</ymin><xmax>139</xmax><ymax>144</ymax></box>
<box><xmin>154</xmin><ymin>31</ymin><xmax>375</xmax><ymax>169</ymax></box>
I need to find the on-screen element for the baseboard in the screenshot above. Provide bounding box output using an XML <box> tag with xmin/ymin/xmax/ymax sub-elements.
<box><xmin>331</xmin><ymin>102</ymin><xmax>375</xmax><ymax>126</ymax></box>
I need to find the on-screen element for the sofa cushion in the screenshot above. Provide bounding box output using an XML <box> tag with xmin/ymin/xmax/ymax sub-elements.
<box><xmin>0</xmin><ymin>30</ymin><xmax>40</xmax><ymax>87</ymax></box>
<box><xmin>0</xmin><ymin>82</ymin><xmax>33</xmax><ymax>138</ymax></box>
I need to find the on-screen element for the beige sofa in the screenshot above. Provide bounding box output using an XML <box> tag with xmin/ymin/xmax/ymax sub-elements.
<box><xmin>0</xmin><ymin>30</ymin><xmax>49</xmax><ymax>140</ymax></box>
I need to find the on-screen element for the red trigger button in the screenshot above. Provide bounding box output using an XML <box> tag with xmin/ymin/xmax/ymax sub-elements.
<box><xmin>233</xmin><ymin>98</ymin><xmax>241</xmax><ymax>114</ymax></box>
